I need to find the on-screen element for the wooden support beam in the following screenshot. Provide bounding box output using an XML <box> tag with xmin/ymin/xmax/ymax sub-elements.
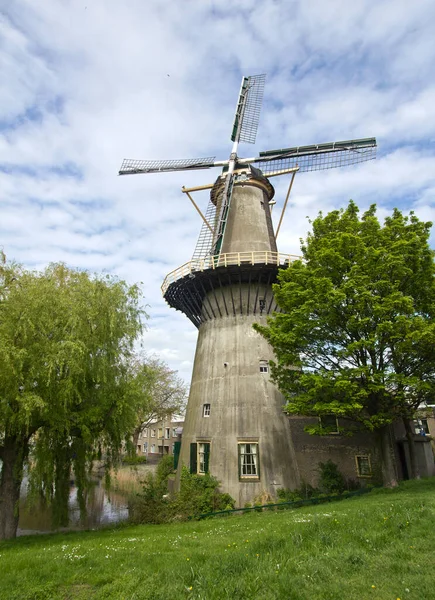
<box><xmin>275</xmin><ymin>171</ymin><xmax>297</xmax><ymax>240</ymax></box>
<box><xmin>182</xmin><ymin>187</ymin><xmax>214</xmax><ymax>233</ymax></box>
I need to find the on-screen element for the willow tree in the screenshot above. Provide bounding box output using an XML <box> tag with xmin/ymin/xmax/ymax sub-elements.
<box><xmin>255</xmin><ymin>202</ymin><xmax>435</xmax><ymax>486</ymax></box>
<box><xmin>0</xmin><ymin>256</ymin><xmax>145</xmax><ymax>539</ymax></box>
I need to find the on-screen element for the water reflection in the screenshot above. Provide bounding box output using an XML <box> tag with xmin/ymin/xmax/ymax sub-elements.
<box><xmin>18</xmin><ymin>479</ymin><xmax>129</xmax><ymax>536</ymax></box>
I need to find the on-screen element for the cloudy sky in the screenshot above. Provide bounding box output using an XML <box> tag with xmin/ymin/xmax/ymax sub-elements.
<box><xmin>1</xmin><ymin>0</ymin><xmax>435</xmax><ymax>383</ymax></box>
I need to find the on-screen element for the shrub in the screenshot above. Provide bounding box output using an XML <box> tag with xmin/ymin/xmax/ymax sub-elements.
<box><xmin>122</xmin><ymin>455</ymin><xmax>147</xmax><ymax>465</ymax></box>
<box><xmin>129</xmin><ymin>465</ymin><xmax>235</xmax><ymax>524</ymax></box>
<box><xmin>318</xmin><ymin>460</ymin><xmax>346</xmax><ymax>494</ymax></box>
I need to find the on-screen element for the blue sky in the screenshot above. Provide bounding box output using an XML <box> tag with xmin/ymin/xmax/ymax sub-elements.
<box><xmin>1</xmin><ymin>0</ymin><xmax>435</xmax><ymax>382</ymax></box>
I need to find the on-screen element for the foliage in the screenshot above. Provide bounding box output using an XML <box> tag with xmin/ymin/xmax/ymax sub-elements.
<box><xmin>317</xmin><ymin>460</ymin><xmax>347</xmax><ymax>494</ymax></box>
<box><xmin>125</xmin><ymin>355</ymin><xmax>187</xmax><ymax>456</ymax></box>
<box><xmin>2</xmin><ymin>479</ymin><xmax>435</xmax><ymax>600</ymax></box>
<box><xmin>130</xmin><ymin>463</ymin><xmax>235</xmax><ymax>524</ymax></box>
<box><xmin>0</xmin><ymin>258</ymin><xmax>145</xmax><ymax>539</ymax></box>
<box><xmin>277</xmin><ymin>482</ymin><xmax>319</xmax><ymax>502</ymax></box>
<box><xmin>255</xmin><ymin>202</ymin><xmax>435</xmax><ymax>484</ymax></box>
<box><xmin>122</xmin><ymin>455</ymin><xmax>147</xmax><ymax>466</ymax></box>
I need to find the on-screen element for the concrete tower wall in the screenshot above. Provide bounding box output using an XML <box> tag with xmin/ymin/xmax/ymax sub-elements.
<box><xmin>220</xmin><ymin>183</ymin><xmax>277</xmax><ymax>254</ymax></box>
<box><xmin>177</xmin><ymin>310</ymin><xmax>301</xmax><ymax>507</ymax></box>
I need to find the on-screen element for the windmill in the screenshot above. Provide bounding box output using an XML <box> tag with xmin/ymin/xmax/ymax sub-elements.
<box><xmin>119</xmin><ymin>75</ymin><xmax>377</xmax><ymax>504</ymax></box>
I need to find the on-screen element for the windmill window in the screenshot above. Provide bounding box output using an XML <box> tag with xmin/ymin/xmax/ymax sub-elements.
<box><xmin>190</xmin><ymin>442</ymin><xmax>210</xmax><ymax>474</ymax></box>
<box><xmin>238</xmin><ymin>442</ymin><xmax>260</xmax><ymax>479</ymax></box>
<box><xmin>203</xmin><ymin>403</ymin><xmax>211</xmax><ymax>417</ymax></box>
<box><xmin>259</xmin><ymin>360</ymin><xmax>269</xmax><ymax>373</ymax></box>
<box><xmin>355</xmin><ymin>455</ymin><xmax>372</xmax><ymax>477</ymax></box>
<box><xmin>319</xmin><ymin>415</ymin><xmax>339</xmax><ymax>434</ymax></box>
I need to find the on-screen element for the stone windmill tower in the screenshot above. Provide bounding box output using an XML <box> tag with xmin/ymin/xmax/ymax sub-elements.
<box><xmin>120</xmin><ymin>75</ymin><xmax>376</xmax><ymax>506</ymax></box>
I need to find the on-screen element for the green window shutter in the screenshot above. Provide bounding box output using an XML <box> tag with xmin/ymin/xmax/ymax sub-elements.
<box><xmin>190</xmin><ymin>443</ymin><xmax>197</xmax><ymax>474</ymax></box>
<box><xmin>173</xmin><ymin>441</ymin><xmax>181</xmax><ymax>470</ymax></box>
<box><xmin>204</xmin><ymin>443</ymin><xmax>210</xmax><ymax>474</ymax></box>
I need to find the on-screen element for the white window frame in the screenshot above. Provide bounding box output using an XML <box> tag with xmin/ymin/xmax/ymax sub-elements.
<box><xmin>259</xmin><ymin>360</ymin><xmax>269</xmax><ymax>373</ymax></box>
<box><xmin>165</xmin><ymin>428</ymin><xmax>170</xmax><ymax>439</ymax></box>
<box><xmin>143</xmin><ymin>429</ymin><xmax>147</xmax><ymax>437</ymax></box>
<box><xmin>203</xmin><ymin>403</ymin><xmax>211</xmax><ymax>417</ymax></box>
<box><xmin>172</xmin><ymin>428</ymin><xmax>178</xmax><ymax>437</ymax></box>
<box><xmin>198</xmin><ymin>442</ymin><xmax>210</xmax><ymax>474</ymax></box>
<box><xmin>151</xmin><ymin>444</ymin><xmax>156</xmax><ymax>453</ymax></box>
<box><xmin>238</xmin><ymin>442</ymin><xmax>259</xmax><ymax>479</ymax></box>
<box><xmin>151</xmin><ymin>429</ymin><xmax>156</xmax><ymax>438</ymax></box>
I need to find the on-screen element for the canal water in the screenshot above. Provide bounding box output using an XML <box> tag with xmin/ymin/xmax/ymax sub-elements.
<box><xmin>17</xmin><ymin>478</ymin><xmax>130</xmax><ymax>536</ymax></box>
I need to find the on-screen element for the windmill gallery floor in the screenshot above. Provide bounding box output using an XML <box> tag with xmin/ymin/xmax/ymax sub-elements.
<box><xmin>1</xmin><ymin>478</ymin><xmax>434</xmax><ymax>600</ymax></box>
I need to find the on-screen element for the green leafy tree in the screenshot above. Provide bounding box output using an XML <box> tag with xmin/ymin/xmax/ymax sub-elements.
<box><xmin>0</xmin><ymin>256</ymin><xmax>145</xmax><ymax>539</ymax></box>
<box><xmin>125</xmin><ymin>355</ymin><xmax>187</xmax><ymax>456</ymax></box>
<box><xmin>255</xmin><ymin>202</ymin><xmax>435</xmax><ymax>486</ymax></box>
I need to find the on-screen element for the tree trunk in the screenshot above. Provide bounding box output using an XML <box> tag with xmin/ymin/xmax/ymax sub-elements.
<box><xmin>403</xmin><ymin>417</ymin><xmax>421</xmax><ymax>480</ymax></box>
<box><xmin>131</xmin><ymin>427</ymin><xmax>141</xmax><ymax>455</ymax></box>
<box><xmin>378</xmin><ymin>425</ymin><xmax>399</xmax><ymax>488</ymax></box>
<box><xmin>0</xmin><ymin>436</ymin><xmax>28</xmax><ymax>540</ymax></box>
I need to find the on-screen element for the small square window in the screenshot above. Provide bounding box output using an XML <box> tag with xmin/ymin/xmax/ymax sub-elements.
<box><xmin>203</xmin><ymin>403</ymin><xmax>211</xmax><ymax>417</ymax></box>
<box><xmin>320</xmin><ymin>415</ymin><xmax>339</xmax><ymax>434</ymax></box>
<box><xmin>356</xmin><ymin>455</ymin><xmax>372</xmax><ymax>477</ymax></box>
<box><xmin>259</xmin><ymin>360</ymin><xmax>269</xmax><ymax>373</ymax></box>
<box><xmin>238</xmin><ymin>442</ymin><xmax>259</xmax><ymax>479</ymax></box>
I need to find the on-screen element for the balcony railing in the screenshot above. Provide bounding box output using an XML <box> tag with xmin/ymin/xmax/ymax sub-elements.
<box><xmin>161</xmin><ymin>251</ymin><xmax>300</xmax><ymax>295</ymax></box>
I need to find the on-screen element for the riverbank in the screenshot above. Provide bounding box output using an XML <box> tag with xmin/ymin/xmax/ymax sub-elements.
<box><xmin>2</xmin><ymin>478</ymin><xmax>435</xmax><ymax>599</ymax></box>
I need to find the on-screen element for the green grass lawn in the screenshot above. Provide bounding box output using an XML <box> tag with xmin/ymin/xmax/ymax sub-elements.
<box><xmin>1</xmin><ymin>479</ymin><xmax>435</xmax><ymax>600</ymax></box>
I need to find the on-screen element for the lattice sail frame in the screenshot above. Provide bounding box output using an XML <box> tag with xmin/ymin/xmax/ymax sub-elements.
<box><xmin>119</xmin><ymin>156</ymin><xmax>216</xmax><ymax>175</ymax></box>
<box><xmin>231</xmin><ymin>74</ymin><xmax>266</xmax><ymax>145</ymax></box>
<box><xmin>255</xmin><ymin>139</ymin><xmax>377</xmax><ymax>176</ymax></box>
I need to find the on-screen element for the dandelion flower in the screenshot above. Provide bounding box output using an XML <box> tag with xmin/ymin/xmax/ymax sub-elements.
<box><xmin>371</xmin><ymin>585</ymin><xmax>376</xmax><ymax>589</ymax></box>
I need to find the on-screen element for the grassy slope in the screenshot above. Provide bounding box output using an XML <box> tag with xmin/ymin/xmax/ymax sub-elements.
<box><xmin>1</xmin><ymin>479</ymin><xmax>435</xmax><ymax>600</ymax></box>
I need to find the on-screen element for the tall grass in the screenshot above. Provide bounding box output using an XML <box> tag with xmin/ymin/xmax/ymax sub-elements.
<box><xmin>1</xmin><ymin>478</ymin><xmax>435</xmax><ymax>599</ymax></box>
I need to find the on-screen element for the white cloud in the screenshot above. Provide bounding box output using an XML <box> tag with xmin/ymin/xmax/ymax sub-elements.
<box><xmin>1</xmin><ymin>0</ymin><xmax>434</xmax><ymax>383</ymax></box>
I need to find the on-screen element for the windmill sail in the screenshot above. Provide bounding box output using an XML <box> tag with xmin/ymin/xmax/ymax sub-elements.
<box><xmin>231</xmin><ymin>74</ymin><xmax>266</xmax><ymax>145</ymax></box>
<box><xmin>119</xmin><ymin>156</ymin><xmax>216</xmax><ymax>175</ymax></box>
<box><xmin>253</xmin><ymin>138</ymin><xmax>376</xmax><ymax>175</ymax></box>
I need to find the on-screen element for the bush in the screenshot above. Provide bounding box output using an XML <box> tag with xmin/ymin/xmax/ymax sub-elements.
<box><xmin>277</xmin><ymin>481</ymin><xmax>319</xmax><ymax>503</ymax></box>
<box><xmin>174</xmin><ymin>467</ymin><xmax>235</xmax><ymax>517</ymax></box>
<box><xmin>318</xmin><ymin>460</ymin><xmax>346</xmax><ymax>494</ymax></box>
<box><xmin>122</xmin><ymin>455</ymin><xmax>147</xmax><ymax>465</ymax></box>
<box><xmin>129</xmin><ymin>465</ymin><xmax>235</xmax><ymax>524</ymax></box>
